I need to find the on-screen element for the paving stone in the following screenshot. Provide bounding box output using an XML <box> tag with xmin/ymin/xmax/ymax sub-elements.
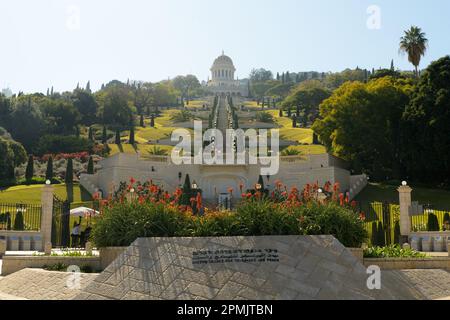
<box><xmin>75</xmin><ymin>236</ymin><xmax>431</xmax><ymax>300</ymax></box>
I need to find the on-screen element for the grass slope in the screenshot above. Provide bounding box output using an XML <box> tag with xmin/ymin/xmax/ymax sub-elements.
<box><xmin>0</xmin><ymin>184</ymin><xmax>92</xmax><ymax>204</ymax></box>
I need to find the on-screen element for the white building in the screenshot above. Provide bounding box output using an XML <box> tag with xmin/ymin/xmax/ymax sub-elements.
<box><xmin>206</xmin><ymin>52</ymin><xmax>249</xmax><ymax>97</ymax></box>
<box><xmin>80</xmin><ymin>153</ymin><xmax>367</xmax><ymax>205</ymax></box>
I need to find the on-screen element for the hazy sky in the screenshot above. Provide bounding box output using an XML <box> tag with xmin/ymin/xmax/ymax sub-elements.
<box><xmin>1</xmin><ymin>0</ymin><xmax>449</xmax><ymax>93</ymax></box>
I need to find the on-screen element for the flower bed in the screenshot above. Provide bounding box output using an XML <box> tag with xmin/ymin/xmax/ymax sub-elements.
<box><xmin>92</xmin><ymin>179</ymin><xmax>367</xmax><ymax>248</ymax></box>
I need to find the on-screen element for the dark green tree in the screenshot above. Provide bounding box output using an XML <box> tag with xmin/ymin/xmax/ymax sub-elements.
<box><xmin>88</xmin><ymin>126</ymin><xmax>94</xmax><ymax>141</ymax></box>
<box><xmin>394</xmin><ymin>220</ymin><xmax>401</xmax><ymax>244</ymax></box>
<box><xmin>150</xmin><ymin>114</ymin><xmax>155</xmax><ymax>128</ymax></box>
<box><xmin>45</xmin><ymin>156</ymin><xmax>53</xmax><ymax>181</ymax></box>
<box><xmin>371</xmin><ymin>222</ymin><xmax>378</xmax><ymax>246</ymax></box>
<box><xmin>13</xmin><ymin>211</ymin><xmax>24</xmax><ymax>231</ymax></box>
<box><xmin>257</xmin><ymin>175</ymin><xmax>265</xmax><ymax>191</ymax></box>
<box><xmin>180</xmin><ymin>174</ymin><xmax>192</xmax><ymax>206</ymax></box>
<box><xmin>115</xmin><ymin>129</ymin><xmax>121</xmax><ymax>145</ymax></box>
<box><xmin>129</xmin><ymin>126</ymin><xmax>135</xmax><ymax>144</ymax></box>
<box><xmin>292</xmin><ymin>115</ymin><xmax>297</xmax><ymax>128</ymax></box>
<box><xmin>140</xmin><ymin>114</ymin><xmax>145</xmax><ymax>127</ymax></box>
<box><xmin>87</xmin><ymin>156</ymin><xmax>94</xmax><ymax>174</ymax></box>
<box><xmin>65</xmin><ymin>158</ymin><xmax>74</xmax><ymax>184</ymax></box>
<box><xmin>102</xmin><ymin>126</ymin><xmax>107</xmax><ymax>144</ymax></box>
<box><xmin>25</xmin><ymin>155</ymin><xmax>34</xmax><ymax>182</ymax></box>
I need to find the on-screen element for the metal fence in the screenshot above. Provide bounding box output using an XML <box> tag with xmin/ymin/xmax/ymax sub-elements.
<box><xmin>0</xmin><ymin>203</ymin><xmax>42</xmax><ymax>231</ymax></box>
<box><xmin>360</xmin><ymin>202</ymin><xmax>400</xmax><ymax>246</ymax></box>
<box><xmin>410</xmin><ymin>205</ymin><xmax>450</xmax><ymax>232</ymax></box>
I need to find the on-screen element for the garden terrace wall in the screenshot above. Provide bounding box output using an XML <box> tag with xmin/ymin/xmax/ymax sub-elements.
<box><xmin>363</xmin><ymin>257</ymin><xmax>450</xmax><ymax>270</ymax></box>
<box><xmin>0</xmin><ymin>231</ymin><xmax>42</xmax><ymax>251</ymax></box>
<box><xmin>1</xmin><ymin>256</ymin><xmax>101</xmax><ymax>276</ymax></box>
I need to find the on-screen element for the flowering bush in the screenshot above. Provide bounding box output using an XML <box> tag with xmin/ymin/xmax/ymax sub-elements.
<box><xmin>92</xmin><ymin>178</ymin><xmax>367</xmax><ymax>248</ymax></box>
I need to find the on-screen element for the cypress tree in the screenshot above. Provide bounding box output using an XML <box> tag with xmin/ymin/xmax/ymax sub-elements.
<box><xmin>371</xmin><ymin>222</ymin><xmax>378</xmax><ymax>246</ymax></box>
<box><xmin>150</xmin><ymin>114</ymin><xmax>155</xmax><ymax>128</ymax></box>
<box><xmin>279</xmin><ymin>109</ymin><xmax>283</xmax><ymax>117</ymax></box>
<box><xmin>45</xmin><ymin>156</ymin><xmax>53</xmax><ymax>181</ymax></box>
<box><xmin>180</xmin><ymin>174</ymin><xmax>192</xmax><ymax>206</ymax></box>
<box><xmin>65</xmin><ymin>158</ymin><xmax>74</xmax><ymax>184</ymax></box>
<box><xmin>88</xmin><ymin>126</ymin><xmax>94</xmax><ymax>141</ymax></box>
<box><xmin>129</xmin><ymin>126</ymin><xmax>135</xmax><ymax>144</ymax></box>
<box><xmin>140</xmin><ymin>114</ymin><xmax>145</xmax><ymax>127</ymax></box>
<box><xmin>377</xmin><ymin>222</ymin><xmax>386</xmax><ymax>247</ymax></box>
<box><xmin>394</xmin><ymin>220</ymin><xmax>401</xmax><ymax>244</ymax></box>
<box><xmin>87</xmin><ymin>156</ymin><xmax>94</xmax><ymax>174</ymax></box>
<box><xmin>115</xmin><ymin>129</ymin><xmax>121</xmax><ymax>145</ymax></box>
<box><xmin>13</xmin><ymin>212</ymin><xmax>24</xmax><ymax>231</ymax></box>
<box><xmin>292</xmin><ymin>115</ymin><xmax>297</xmax><ymax>128</ymax></box>
<box><xmin>276</xmin><ymin>72</ymin><xmax>280</xmax><ymax>81</ymax></box>
<box><xmin>313</xmin><ymin>133</ymin><xmax>319</xmax><ymax>145</ymax></box>
<box><xmin>257</xmin><ymin>175</ymin><xmax>265</xmax><ymax>191</ymax></box>
<box><xmin>287</xmin><ymin>108</ymin><xmax>291</xmax><ymax>118</ymax></box>
<box><xmin>25</xmin><ymin>155</ymin><xmax>34</xmax><ymax>182</ymax></box>
<box><xmin>102</xmin><ymin>126</ymin><xmax>107</xmax><ymax>144</ymax></box>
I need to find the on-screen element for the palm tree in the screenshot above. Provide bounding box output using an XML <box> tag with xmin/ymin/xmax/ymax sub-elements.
<box><xmin>399</xmin><ymin>26</ymin><xmax>428</xmax><ymax>77</ymax></box>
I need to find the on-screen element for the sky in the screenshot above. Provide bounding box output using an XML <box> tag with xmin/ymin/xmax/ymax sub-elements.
<box><xmin>1</xmin><ymin>0</ymin><xmax>449</xmax><ymax>93</ymax></box>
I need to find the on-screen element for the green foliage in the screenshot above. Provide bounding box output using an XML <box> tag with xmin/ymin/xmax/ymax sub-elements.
<box><xmin>101</xmin><ymin>126</ymin><xmax>108</xmax><ymax>144</ymax></box>
<box><xmin>394</xmin><ymin>220</ymin><xmax>401</xmax><ymax>244</ymax></box>
<box><xmin>45</xmin><ymin>156</ymin><xmax>53</xmax><ymax>181</ymax></box>
<box><xmin>87</xmin><ymin>156</ymin><xmax>94</xmax><ymax>174</ymax></box>
<box><xmin>313</xmin><ymin>76</ymin><xmax>413</xmax><ymax>180</ymax></box>
<box><xmin>255</xmin><ymin>112</ymin><xmax>274</xmax><ymax>123</ymax></box>
<box><xmin>371</xmin><ymin>222</ymin><xmax>378</xmax><ymax>246</ymax></box>
<box><xmin>282</xmin><ymin>80</ymin><xmax>331</xmax><ymax>126</ymax></box>
<box><xmin>364</xmin><ymin>245</ymin><xmax>426</xmax><ymax>258</ymax></box>
<box><xmin>148</xmin><ymin>146</ymin><xmax>168</xmax><ymax>156</ymax></box>
<box><xmin>65</xmin><ymin>158</ymin><xmax>74</xmax><ymax>184</ymax></box>
<box><xmin>34</xmin><ymin>135</ymin><xmax>93</xmax><ymax>155</ymax></box>
<box><xmin>93</xmin><ymin>200</ymin><xmax>367</xmax><ymax>248</ymax></box>
<box><xmin>427</xmin><ymin>213</ymin><xmax>440</xmax><ymax>231</ymax></box>
<box><xmin>401</xmin><ymin>56</ymin><xmax>450</xmax><ymax>185</ymax></box>
<box><xmin>25</xmin><ymin>155</ymin><xmax>34</xmax><ymax>181</ymax></box>
<box><xmin>0</xmin><ymin>137</ymin><xmax>26</xmax><ymax>182</ymax></box>
<box><xmin>170</xmin><ymin>110</ymin><xmax>193</xmax><ymax>122</ymax></box>
<box><xmin>399</xmin><ymin>26</ymin><xmax>428</xmax><ymax>76</ymax></box>
<box><xmin>281</xmin><ymin>148</ymin><xmax>301</xmax><ymax>156</ymax></box>
<box><xmin>115</xmin><ymin>129</ymin><xmax>121</xmax><ymax>145</ymax></box>
<box><xmin>13</xmin><ymin>211</ymin><xmax>24</xmax><ymax>231</ymax></box>
<box><xmin>129</xmin><ymin>126</ymin><xmax>135</xmax><ymax>144</ymax></box>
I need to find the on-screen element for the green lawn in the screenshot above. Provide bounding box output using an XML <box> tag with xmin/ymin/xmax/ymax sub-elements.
<box><xmin>0</xmin><ymin>184</ymin><xmax>92</xmax><ymax>204</ymax></box>
<box><xmin>355</xmin><ymin>183</ymin><xmax>450</xmax><ymax>209</ymax></box>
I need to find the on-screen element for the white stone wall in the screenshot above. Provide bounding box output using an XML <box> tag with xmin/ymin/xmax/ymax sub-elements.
<box><xmin>80</xmin><ymin>153</ymin><xmax>366</xmax><ymax>201</ymax></box>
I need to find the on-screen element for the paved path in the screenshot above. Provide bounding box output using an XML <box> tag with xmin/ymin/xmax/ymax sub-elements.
<box><xmin>386</xmin><ymin>269</ymin><xmax>450</xmax><ymax>300</ymax></box>
<box><xmin>0</xmin><ymin>268</ymin><xmax>98</xmax><ymax>300</ymax></box>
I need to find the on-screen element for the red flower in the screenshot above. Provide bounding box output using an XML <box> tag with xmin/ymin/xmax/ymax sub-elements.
<box><xmin>359</xmin><ymin>212</ymin><xmax>366</xmax><ymax>221</ymax></box>
<box><xmin>130</xmin><ymin>177</ymin><xmax>136</xmax><ymax>185</ymax></box>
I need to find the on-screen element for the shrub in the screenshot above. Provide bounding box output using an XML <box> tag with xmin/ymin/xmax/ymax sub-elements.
<box><xmin>35</xmin><ymin>135</ymin><xmax>93</xmax><ymax>155</ymax></box>
<box><xmin>92</xmin><ymin>202</ymin><xmax>194</xmax><ymax>247</ymax></box>
<box><xmin>65</xmin><ymin>158</ymin><xmax>74</xmax><ymax>184</ymax></box>
<box><xmin>427</xmin><ymin>213</ymin><xmax>440</xmax><ymax>231</ymax></box>
<box><xmin>87</xmin><ymin>156</ymin><xmax>94</xmax><ymax>174</ymax></box>
<box><xmin>13</xmin><ymin>212</ymin><xmax>24</xmax><ymax>231</ymax></box>
<box><xmin>364</xmin><ymin>245</ymin><xmax>426</xmax><ymax>258</ymax></box>
<box><xmin>92</xmin><ymin>199</ymin><xmax>367</xmax><ymax>248</ymax></box>
<box><xmin>45</xmin><ymin>156</ymin><xmax>53</xmax><ymax>180</ymax></box>
<box><xmin>25</xmin><ymin>155</ymin><xmax>34</xmax><ymax>181</ymax></box>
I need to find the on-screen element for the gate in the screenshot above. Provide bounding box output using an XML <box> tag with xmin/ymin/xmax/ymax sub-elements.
<box><xmin>360</xmin><ymin>202</ymin><xmax>400</xmax><ymax>246</ymax></box>
<box><xmin>51</xmin><ymin>195</ymin><xmax>71</xmax><ymax>248</ymax></box>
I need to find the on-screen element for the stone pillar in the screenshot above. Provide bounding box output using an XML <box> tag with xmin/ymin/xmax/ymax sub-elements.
<box><xmin>41</xmin><ymin>184</ymin><xmax>54</xmax><ymax>253</ymax></box>
<box><xmin>398</xmin><ymin>184</ymin><xmax>412</xmax><ymax>242</ymax></box>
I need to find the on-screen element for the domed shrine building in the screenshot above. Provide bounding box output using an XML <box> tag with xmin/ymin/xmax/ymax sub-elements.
<box><xmin>207</xmin><ymin>52</ymin><xmax>249</xmax><ymax>97</ymax></box>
